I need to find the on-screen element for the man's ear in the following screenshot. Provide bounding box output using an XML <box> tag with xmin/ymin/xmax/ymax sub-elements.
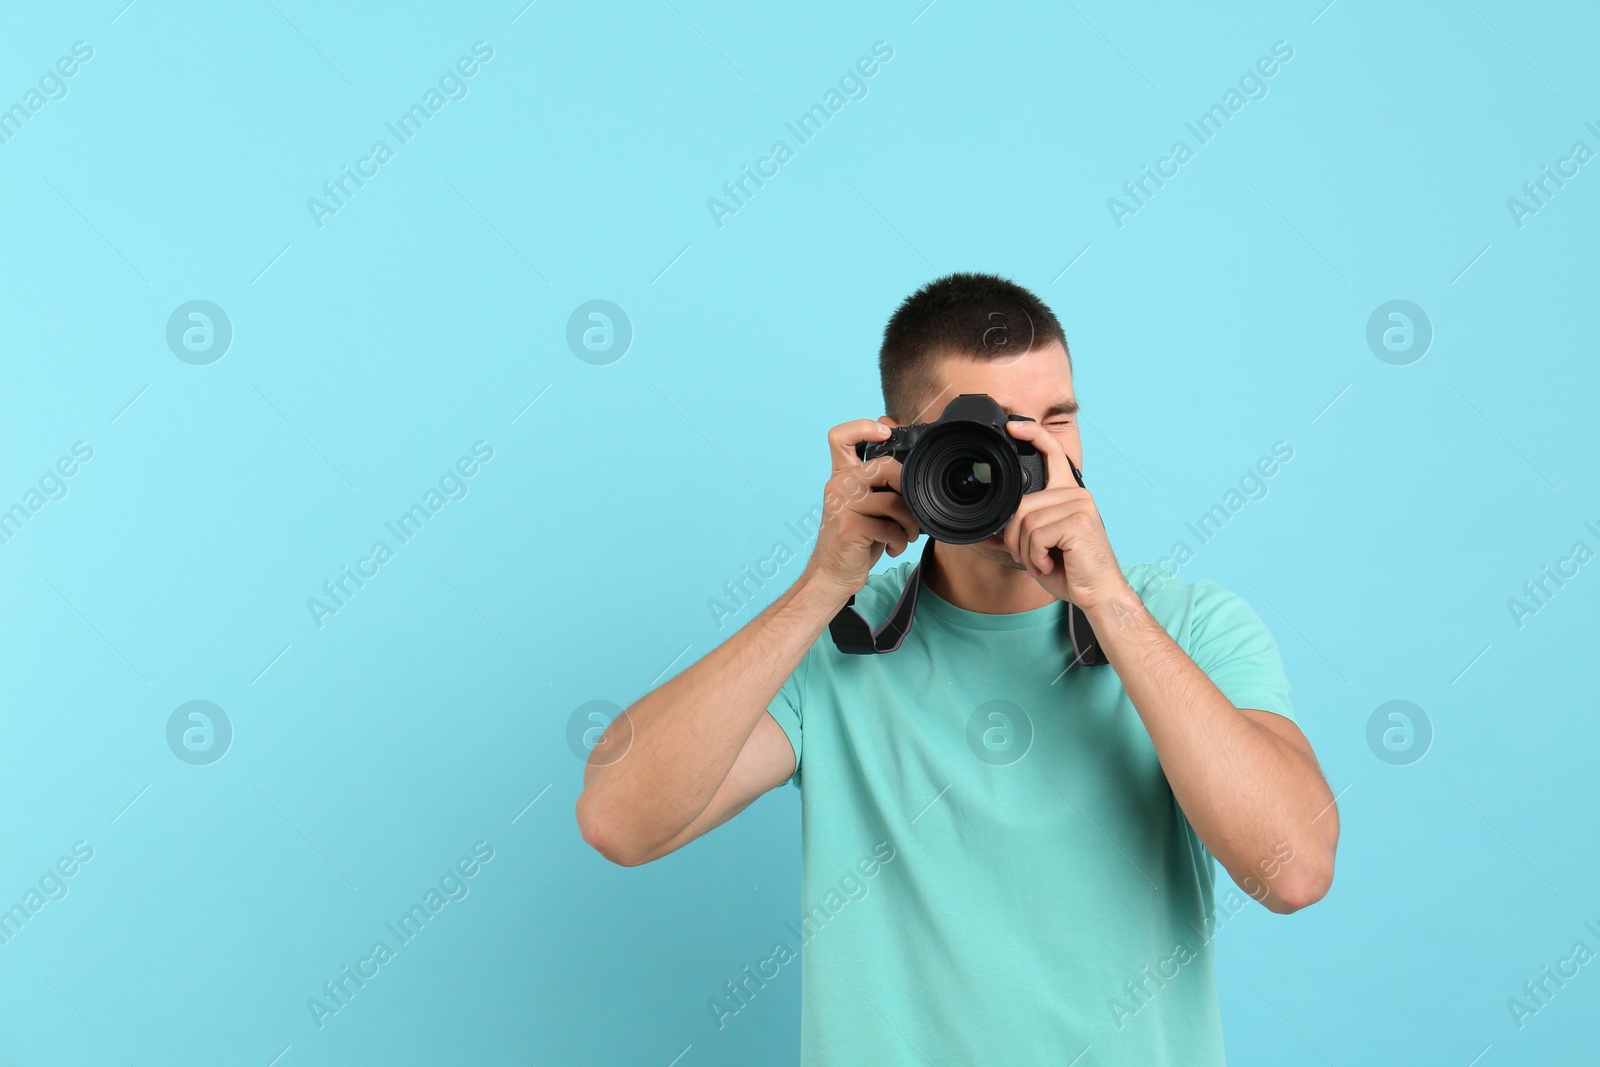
<box><xmin>879</xmin><ymin>415</ymin><xmax>902</xmax><ymax>429</ymax></box>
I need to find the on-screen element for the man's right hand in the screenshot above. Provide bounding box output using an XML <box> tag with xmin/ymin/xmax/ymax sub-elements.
<box><xmin>801</xmin><ymin>419</ymin><xmax>922</xmax><ymax>601</ymax></box>
<box><xmin>577</xmin><ymin>417</ymin><xmax>921</xmax><ymax>868</ymax></box>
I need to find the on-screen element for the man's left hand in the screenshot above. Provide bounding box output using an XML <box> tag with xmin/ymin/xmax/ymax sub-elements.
<box><xmin>1000</xmin><ymin>419</ymin><xmax>1132</xmax><ymax>612</ymax></box>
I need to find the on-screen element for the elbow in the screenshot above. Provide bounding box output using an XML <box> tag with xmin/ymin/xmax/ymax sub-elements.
<box><xmin>1265</xmin><ymin>857</ymin><xmax>1335</xmax><ymax>915</ymax></box>
<box><xmin>575</xmin><ymin>790</ymin><xmax>651</xmax><ymax>868</ymax></box>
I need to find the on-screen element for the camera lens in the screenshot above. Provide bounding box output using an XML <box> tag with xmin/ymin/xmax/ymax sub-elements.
<box><xmin>902</xmin><ymin>426</ymin><xmax>1024</xmax><ymax>544</ymax></box>
<box><xmin>941</xmin><ymin>456</ymin><xmax>993</xmax><ymax>506</ymax></box>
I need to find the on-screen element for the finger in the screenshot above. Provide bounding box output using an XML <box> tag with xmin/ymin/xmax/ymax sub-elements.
<box><xmin>1013</xmin><ymin>508</ymin><xmax>1047</xmax><ymax>576</ymax></box>
<box><xmin>1008</xmin><ymin>489</ymin><xmax>1088</xmax><ymax>529</ymax></box>
<box><xmin>858</xmin><ymin>455</ymin><xmax>904</xmax><ymax>494</ymax></box>
<box><xmin>1016</xmin><ymin>513</ymin><xmax>1066</xmax><ymax>577</ymax></box>
<box><xmin>1025</xmin><ymin>508</ymin><xmax>1104</xmax><ymax>576</ymax></box>
<box><xmin>828</xmin><ymin>419</ymin><xmax>894</xmax><ymax>473</ymax></box>
<box><xmin>1005</xmin><ymin>418</ymin><xmax>1082</xmax><ymax>489</ymax></box>
<box><xmin>826</xmin><ymin>456</ymin><xmax>903</xmax><ymax>513</ymax></box>
<box><xmin>1007</xmin><ymin>498</ymin><xmax>1091</xmax><ymax>573</ymax></box>
<box><xmin>1023</xmin><ymin>517</ymin><xmax>1075</xmax><ymax>575</ymax></box>
<box><xmin>1004</xmin><ymin>494</ymin><xmax>1066</xmax><ymax>567</ymax></box>
<box><xmin>850</xmin><ymin>515</ymin><xmax>911</xmax><ymax>556</ymax></box>
<box><xmin>852</xmin><ymin>490</ymin><xmax>921</xmax><ymax>544</ymax></box>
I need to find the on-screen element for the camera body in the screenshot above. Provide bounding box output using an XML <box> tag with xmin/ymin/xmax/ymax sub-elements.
<box><xmin>855</xmin><ymin>393</ymin><xmax>1049</xmax><ymax>544</ymax></box>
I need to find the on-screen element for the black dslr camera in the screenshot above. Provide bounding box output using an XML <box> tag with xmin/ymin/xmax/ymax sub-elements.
<box><xmin>855</xmin><ymin>393</ymin><xmax>1060</xmax><ymax>544</ymax></box>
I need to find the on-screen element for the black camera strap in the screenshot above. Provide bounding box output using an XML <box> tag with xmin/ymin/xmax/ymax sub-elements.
<box><xmin>826</xmin><ymin>538</ymin><xmax>1109</xmax><ymax>668</ymax></box>
<box><xmin>826</xmin><ymin>540</ymin><xmax>931</xmax><ymax>655</ymax></box>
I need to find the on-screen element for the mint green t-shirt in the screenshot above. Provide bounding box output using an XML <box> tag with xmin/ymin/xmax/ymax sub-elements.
<box><xmin>764</xmin><ymin>559</ymin><xmax>1297</xmax><ymax>1066</ymax></box>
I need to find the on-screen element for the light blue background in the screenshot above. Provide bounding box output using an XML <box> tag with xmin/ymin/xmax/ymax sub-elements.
<box><xmin>2</xmin><ymin>0</ymin><xmax>1596</xmax><ymax>1063</ymax></box>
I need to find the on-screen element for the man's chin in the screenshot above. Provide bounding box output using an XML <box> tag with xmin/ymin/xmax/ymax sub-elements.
<box><xmin>969</xmin><ymin>541</ymin><xmax>1026</xmax><ymax>571</ymax></box>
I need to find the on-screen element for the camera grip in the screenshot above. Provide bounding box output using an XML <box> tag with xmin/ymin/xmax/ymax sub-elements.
<box><xmin>1017</xmin><ymin>447</ymin><xmax>1049</xmax><ymax>493</ymax></box>
<box><xmin>854</xmin><ymin>437</ymin><xmax>902</xmax><ymax>463</ymax></box>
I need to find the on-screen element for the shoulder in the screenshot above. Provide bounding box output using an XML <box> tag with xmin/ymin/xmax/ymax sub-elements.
<box><xmin>1123</xmin><ymin>562</ymin><xmax>1265</xmax><ymax>645</ymax></box>
<box><xmin>1126</xmin><ymin>563</ymin><xmax>1296</xmax><ymax>718</ymax></box>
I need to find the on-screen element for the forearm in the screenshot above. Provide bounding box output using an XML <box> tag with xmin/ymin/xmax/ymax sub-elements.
<box><xmin>1084</xmin><ymin>589</ymin><xmax>1337</xmax><ymax>912</ymax></box>
<box><xmin>577</xmin><ymin>571</ymin><xmax>844</xmax><ymax>859</ymax></box>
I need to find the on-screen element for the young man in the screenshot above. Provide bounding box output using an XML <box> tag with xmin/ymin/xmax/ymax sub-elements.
<box><xmin>576</xmin><ymin>273</ymin><xmax>1339</xmax><ymax>1065</ymax></box>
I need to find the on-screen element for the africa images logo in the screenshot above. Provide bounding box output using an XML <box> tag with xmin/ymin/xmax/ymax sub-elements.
<box><xmin>306</xmin><ymin>841</ymin><xmax>496</xmax><ymax>1029</ymax></box>
<box><xmin>306</xmin><ymin>42</ymin><xmax>495</xmax><ymax>229</ymax></box>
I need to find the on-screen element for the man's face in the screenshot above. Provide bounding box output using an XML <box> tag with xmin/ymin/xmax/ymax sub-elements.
<box><xmin>884</xmin><ymin>341</ymin><xmax>1082</xmax><ymax>571</ymax></box>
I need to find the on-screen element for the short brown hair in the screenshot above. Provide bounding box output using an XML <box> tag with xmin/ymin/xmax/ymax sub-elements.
<box><xmin>878</xmin><ymin>272</ymin><xmax>1069</xmax><ymax>422</ymax></box>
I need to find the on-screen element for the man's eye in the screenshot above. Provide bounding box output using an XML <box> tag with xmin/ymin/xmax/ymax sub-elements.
<box><xmin>1045</xmin><ymin>420</ymin><xmax>1074</xmax><ymax>429</ymax></box>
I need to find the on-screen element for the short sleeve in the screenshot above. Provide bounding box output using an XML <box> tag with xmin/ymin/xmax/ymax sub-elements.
<box><xmin>1186</xmin><ymin>580</ymin><xmax>1297</xmax><ymax>725</ymax></box>
<box><xmin>765</xmin><ymin>645</ymin><xmax>810</xmax><ymax>789</ymax></box>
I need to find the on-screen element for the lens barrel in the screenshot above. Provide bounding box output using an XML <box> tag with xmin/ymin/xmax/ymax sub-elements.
<box><xmin>901</xmin><ymin>422</ymin><xmax>1025</xmax><ymax>543</ymax></box>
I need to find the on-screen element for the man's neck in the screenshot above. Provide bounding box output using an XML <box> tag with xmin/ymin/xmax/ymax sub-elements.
<box><xmin>923</xmin><ymin>540</ymin><xmax>1059</xmax><ymax>615</ymax></box>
